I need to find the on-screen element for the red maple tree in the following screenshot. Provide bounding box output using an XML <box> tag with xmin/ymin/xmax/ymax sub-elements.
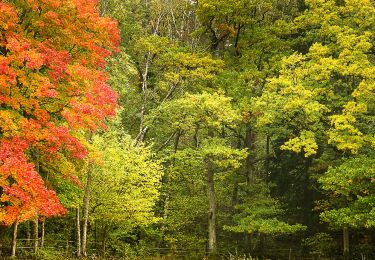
<box><xmin>0</xmin><ymin>0</ymin><xmax>120</xmax><ymax>225</ymax></box>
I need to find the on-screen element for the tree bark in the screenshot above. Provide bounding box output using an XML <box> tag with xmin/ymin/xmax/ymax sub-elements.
<box><xmin>94</xmin><ymin>221</ymin><xmax>98</xmax><ymax>251</ymax></box>
<box><xmin>245</xmin><ymin>125</ymin><xmax>256</xmax><ymax>183</ymax></box>
<box><xmin>41</xmin><ymin>220</ymin><xmax>45</xmax><ymax>248</ymax></box>
<box><xmin>33</xmin><ymin>218</ymin><xmax>39</xmax><ymax>253</ymax></box>
<box><xmin>82</xmin><ymin>160</ymin><xmax>93</xmax><ymax>257</ymax></box>
<box><xmin>33</xmin><ymin>152</ymin><xmax>40</xmax><ymax>252</ymax></box>
<box><xmin>0</xmin><ymin>225</ymin><xmax>5</xmax><ymax>255</ymax></box>
<box><xmin>206</xmin><ymin>127</ymin><xmax>217</xmax><ymax>256</ymax></box>
<box><xmin>76</xmin><ymin>206</ymin><xmax>81</xmax><ymax>257</ymax></box>
<box><xmin>231</xmin><ymin>135</ymin><xmax>242</xmax><ymax>207</ymax></box>
<box><xmin>343</xmin><ymin>227</ymin><xmax>349</xmax><ymax>259</ymax></box>
<box><xmin>265</xmin><ymin>135</ymin><xmax>270</xmax><ymax>175</ymax></box>
<box><xmin>11</xmin><ymin>222</ymin><xmax>18</xmax><ymax>258</ymax></box>
<box><xmin>26</xmin><ymin>222</ymin><xmax>31</xmax><ymax>246</ymax></box>
<box><xmin>207</xmin><ymin>158</ymin><xmax>217</xmax><ymax>255</ymax></box>
<box><xmin>102</xmin><ymin>224</ymin><xmax>108</xmax><ymax>256</ymax></box>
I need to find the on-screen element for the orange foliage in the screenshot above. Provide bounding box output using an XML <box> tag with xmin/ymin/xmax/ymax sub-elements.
<box><xmin>0</xmin><ymin>0</ymin><xmax>119</xmax><ymax>225</ymax></box>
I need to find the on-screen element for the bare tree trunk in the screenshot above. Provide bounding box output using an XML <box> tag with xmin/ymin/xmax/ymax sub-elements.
<box><xmin>26</xmin><ymin>222</ymin><xmax>31</xmax><ymax>247</ymax></box>
<box><xmin>82</xmin><ymin>160</ymin><xmax>93</xmax><ymax>257</ymax></box>
<box><xmin>94</xmin><ymin>221</ymin><xmax>98</xmax><ymax>251</ymax></box>
<box><xmin>206</xmin><ymin>128</ymin><xmax>217</xmax><ymax>256</ymax></box>
<box><xmin>34</xmin><ymin>152</ymin><xmax>40</xmax><ymax>252</ymax></box>
<box><xmin>161</xmin><ymin>130</ymin><xmax>181</xmax><ymax>242</ymax></box>
<box><xmin>40</xmin><ymin>220</ymin><xmax>45</xmax><ymax>248</ymax></box>
<box><xmin>207</xmin><ymin>157</ymin><xmax>216</xmax><ymax>255</ymax></box>
<box><xmin>11</xmin><ymin>222</ymin><xmax>18</xmax><ymax>258</ymax></box>
<box><xmin>265</xmin><ymin>135</ymin><xmax>270</xmax><ymax>175</ymax></box>
<box><xmin>102</xmin><ymin>224</ymin><xmax>108</xmax><ymax>256</ymax></box>
<box><xmin>232</xmin><ymin>136</ymin><xmax>242</xmax><ymax>207</ymax></box>
<box><xmin>40</xmin><ymin>160</ymin><xmax>48</xmax><ymax>249</ymax></box>
<box><xmin>135</xmin><ymin>12</ymin><xmax>163</xmax><ymax>145</ymax></box>
<box><xmin>343</xmin><ymin>227</ymin><xmax>349</xmax><ymax>259</ymax></box>
<box><xmin>231</xmin><ymin>179</ymin><xmax>239</xmax><ymax>207</ymax></box>
<box><xmin>33</xmin><ymin>218</ymin><xmax>39</xmax><ymax>253</ymax></box>
<box><xmin>76</xmin><ymin>206</ymin><xmax>81</xmax><ymax>257</ymax></box>
<box><xmin>0</xmin><ymin>224</ymin><xmax>5</xmax><ymax>255</ymax></box>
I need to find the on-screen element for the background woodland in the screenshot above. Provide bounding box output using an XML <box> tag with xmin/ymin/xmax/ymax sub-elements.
<box><xmin>0</xmin><ymin>0</ymin><xmax>375</xmax><ymax>259</ymax></box>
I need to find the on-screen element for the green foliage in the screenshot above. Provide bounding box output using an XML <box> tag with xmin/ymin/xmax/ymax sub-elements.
<box><xmin>10</xmin><ymin>0</ymin><xmax>374</xmax><ymax>258</ymax></box>
<box><xmin>146</xmin><ymin>92</ymin><xmax>241</xmax><ymax>146</ymax></box>
<box><xmin>255</xmin><ymin>0</ymin><xmax>375</xmax><ymax>155</ymax></box>
<box><xmin>302</xmin><ymin>233</ymin><xmax>337</xmax><ymax>258</ymax></box>
<box><xmin>224</xmin><ymin>179</ymin><xmax>306</xmax><ymax>235</ymax></box>
<box><xmin>90</xmin><ymin>128</ymin><xmax>163</xmax><ymax>225</ymax></box>
<box><xmin>319</xmin><ymin>156</ymin><xmax>375</xmax><ymax>228</ymax></box>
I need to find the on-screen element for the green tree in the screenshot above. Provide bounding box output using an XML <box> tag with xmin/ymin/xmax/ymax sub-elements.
<box><xmin>254</xmin><ymin>0</ymin><xmax>375</xmax><ymax>256</ymax></box>
<box><xmin>89</xmin><ymin>127</ymin><xmax>163</xmax><ymax>255</ymax></box>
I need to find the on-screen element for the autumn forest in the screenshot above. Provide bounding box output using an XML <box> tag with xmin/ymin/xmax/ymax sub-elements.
<box><xmin>0</xmin><ymin>0</ymin><xmax>374</xmax><ymax>259</ymax></box>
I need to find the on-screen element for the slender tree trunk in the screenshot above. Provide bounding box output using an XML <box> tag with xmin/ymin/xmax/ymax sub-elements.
<box><xmin>265</xmin><ymin>135</ymin><xmax>270</xmax><ymax>175</ymax></box>
<box><xmin>41</xmin><ymin>220</ymin><xmax>45</xmax><ymax>248</ymax></box>
<box><xmin>40</xmin><ymin>162</ymin><xmax>48</xmax><ymax>249</ymax></box>
<box><xmin>206</xmin><ymin>128</ymin><xmax>217</xmax><ymax>256</ymax></box>
<box><xmin>76</xmin><ymin>206</ymin><xmax>81</xmax><ymax>257</ymax></box>
<box><xmin>245</xmin><ymin>125</ymin><xmax>256</xmax><ymax>182</ymax></box>
<box><xmin>343</xmin><ymin>227</ymin><xmax>350</xmax><ymax>259</ymax></box>
<box><xmin>34</xmin><ymin>153</ymin><xmax>40</xmax><ymax>252</ymax></box>
<box><xmin>26</xmin><ymin>222</ymin><xmax>31</xmax><ymax>247</ymax></box>
<box><xmin>231</xmin><ymin>180</ymin><xmax>239</xmax><ymax>207</ymax></box>
<box><xmin>94</xmin><ymin>221</ymin><xmax>98</xmax><ymax>251</ymax></box>
<box><xmin>207</xmin><ymin>159</ymin><xmax>217</xmax><ymax>255</ymax></box>
<box><xmin>243</xmin><ymin>125</ymin><xmax>256</xmax><ymax>248</ymax></box>
<box><xmin>0</xmin><ymin>224</ymin><xmax>5</xmax><ymax>255</ymax></box>
<box><xmin>11</xmin><ymin>222</ymin><xmax>18</xmax><ymax>258</ymax></box>
<box><xmin>136</xmin><ymin>10</ymin><xmax>163</xmax><ymax>145</ymax></box>
<box><xmin>82</xmin><ymin>160</ymin><xmax>93</xmax><ymax>257</ymax></box>
<box><xmin>33</xmin><ymin>218</ymin><xmax>39</xmax><ymax>253</ymax></box>
<box><xmin>161</xmin><ymin>130</ymin><xmax>181</xmax><ymax>240</ymax></box>
<box><xmin>231</xmin><ymin>135</ymin><xmax>242</xmax><ymax>207</ymax></box>
<box><xmin>102</xmin><ymin>224</ymin><xmax>108</xmax><ymax>256</ymax></box>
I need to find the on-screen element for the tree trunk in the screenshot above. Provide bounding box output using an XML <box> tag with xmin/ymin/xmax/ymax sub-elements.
<box><xmin>0</xmin><ymin>225</ymin><xmax>5</xmax><ymax>255</ymax></box>
<box><xmin>82</xmin><ymin>178</ymin><xmax>91</xmax><ymax>256</ymax></box>
<box><xmin>207</xmin><ymin>161</ymin><xmax>216</xmax><ymax>255</ymax></box>
<box><xmin>231</xmin><ymin>180</ymin><xmax>239</xmax><ymax>207</ymax></box>
<box><xmin>11</xmin><ymin>222</ymin><xmax>18</xmax><ymax>258</ymax></box>
<box><xmin>34</xmin><ymin>153</ymin><xmax>40</xmax><ymax>252</ymax></box>
<box><xmin>206</xmin><ymin>128</ymin><xmax>217</xmax><ymax>256</ymax></box>
<box><xmin>265</xmin><ymin>135</ymin><xmax>270</xmax><ymax>175</ymax></box>
<box><xmin>76</xmin><ymin>206</ymin><xmax>81</xmax><ymax>257</ymax></box>
<box><xmin>26</xmin><ymin>222</ymin><xmax>31</xmax><ymax>247</ymax></box>
<box><xmin>41</xmin><ymin>220</ymin><xmax>45</xmax><ymax>248</ymax></box>
<box><xmin>231</xmin><ymin>135</ymin><xmax>242</xmax><ymax>207</ymax></box>
<box><xmin>94</xmin><ymin>221</ymin><xmax>98</xmax><ymax>251</ymax></box>
<box><xmin>245</xmin><ymin>125</ymin><xmax>256</xmax><ymax>183</ymax></box>
<box><xmin>33</xmin><ymin>218</ymin><xmax>39</xmax><ymax>253</ymax></box>
<box><xmin>343</xmin><ymin>227</ymin><xmax>349</xmax><ymax>259</ymax></box>
<box><xmin>161</xmin><ymin>129</ymin><xmax>181</xmax><ymax>238</ymax></box>
<box><xmin>102</xmin><ymin>224</ymin><xmax>108</xmax><ymax>256</ymax></box>
<box><xmin>82</xmin><ymin>160</ymin><xmax>93</xmax><ymax>257</ymax></box>
<box><xmin>40</xmin><ymin>159</ymin><xmax>48</xmax><ymax>249</ymax></box>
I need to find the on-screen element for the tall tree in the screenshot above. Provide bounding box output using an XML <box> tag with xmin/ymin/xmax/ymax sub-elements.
<box><xmin>254</xmin><ymin>0</ymin><xmax>375</xmax><ymax>256</ymax></box>
<box><xmin>0</xmin><ymin>0</ymin><xmax>120</xmax><ymax>228</ymax></box>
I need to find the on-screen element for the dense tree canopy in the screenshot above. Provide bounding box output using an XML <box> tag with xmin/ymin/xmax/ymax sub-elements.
<box><xmin>1</xmin><ymin>0</ymin><xmax>374</xmax><ymax>259</ymax></box>
<box><xmin>0</xmin><ymin>0</ymin><xmax>119</xmax><ymax>225</ymax></box>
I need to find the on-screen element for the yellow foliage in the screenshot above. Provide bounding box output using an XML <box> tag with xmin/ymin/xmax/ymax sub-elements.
<box><xmin>281</xmin><ymin>131</ymin><xmax>318</xmax><ymax>157</ymax></box>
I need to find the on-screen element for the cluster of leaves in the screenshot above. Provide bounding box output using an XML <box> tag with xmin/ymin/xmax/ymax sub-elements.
<box><xmin>254</xmin><ymin>0</ymin><xmax>375</xmax><ymax>231</ymax></box>
<box><xmin>90</xmin><ymin>128</ymin><xmax>163</xmax><ymax>226</ymax></box>
<box><xmin>0</xmin><ymin>0</ymin><xmax>119</xmax><ymax>225</ymax></box>
<box><xmin>3</xmin><ymin>0</ymin><xmax>374</xmax><ymax>258</ymax></box>
<box><xmin>320</xmin><ymin>156</ymin><xmax>375</xmax><ymax>228</ymax></box>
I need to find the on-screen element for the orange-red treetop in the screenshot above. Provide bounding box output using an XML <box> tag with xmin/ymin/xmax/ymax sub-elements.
<box><xmin>0</xmin><ymin>0</ymin><xmax>120</xmax><ymax>225</ymax></box>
